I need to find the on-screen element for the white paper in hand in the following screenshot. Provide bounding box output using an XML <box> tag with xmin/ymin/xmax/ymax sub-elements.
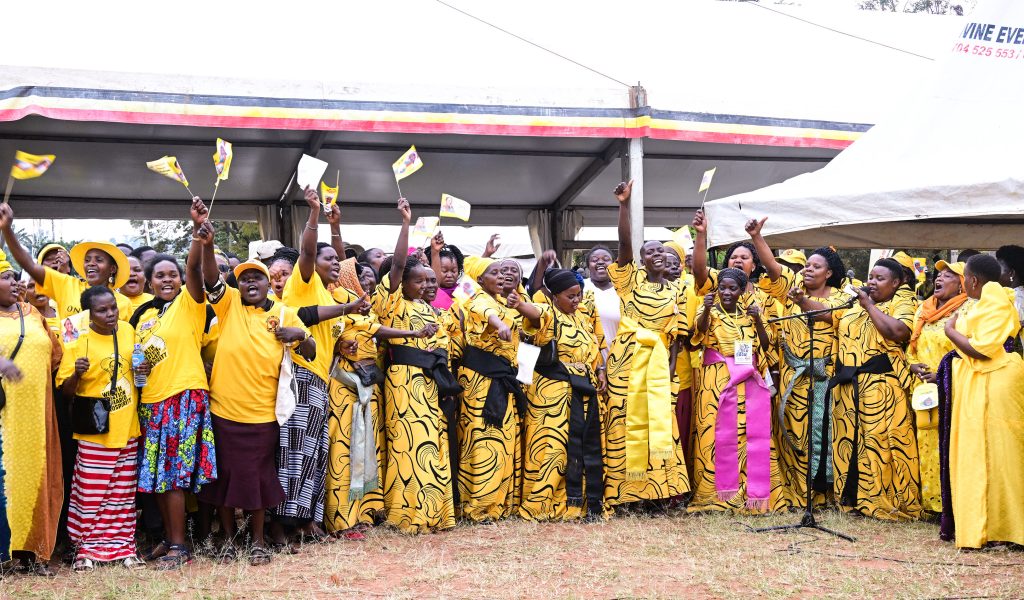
<box><xmin>516</xmin><ymin>342</ymin><xmax>541</xmax><ymax>385</ymax></box>
<box><xmin>296</xmin><ymin>154</ymin><xmax>329</xmax><ymax>190</ymax></box>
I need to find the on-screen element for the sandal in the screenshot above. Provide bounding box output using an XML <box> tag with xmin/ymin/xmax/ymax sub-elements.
<box><xmin>270</xmin><ymin>542</ymin><xmax>299</xmax><ymax>555</ymax></box>
<box><xmin>28</xmin><ymin>561</ymin><xmax>57</xmax><ymax>577</ymax></box>
<box><xmin>248</xmin><ymin>545</ymin><xmax>273</xmax><ymax>567</ymax></box>
<box><xmin>72</xmin><ymin>557</ymin><xmax>95</xmax><ymax>573</ymax></box>
<box><xmin>142</xmin><ymin>540</ymin><xmax>170</xmax><ymax>561</ymax></box>
<box><xmin>154</xmin><ymin>545</ymin><xmax>191</xmax><ymax>571</ymax></box>
<box><xmin>122</xmin><ymin>555</ymin><xmax>146</xmax><ymax>570</ymax></box>
<box><xmin>214</xmin><ymin>542</ymin><xmax>238</xmax><ymax>564</ymax></box>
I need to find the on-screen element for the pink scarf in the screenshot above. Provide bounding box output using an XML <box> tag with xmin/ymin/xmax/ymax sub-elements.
<box><xmin>431</xmin><ymin>286</ymin><xmax>456</xmax><ymax>310</ymax></box>
<box><xmin>703</xmin><ymin>347</ymin><xmax>772</xmax><ymax>510</ymax></box>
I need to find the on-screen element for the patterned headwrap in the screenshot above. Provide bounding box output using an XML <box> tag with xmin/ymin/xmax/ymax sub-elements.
<box><xmin>338</xmin><ymin>257</ymin><xmax>363</xmax><ymax>295</ymax></box>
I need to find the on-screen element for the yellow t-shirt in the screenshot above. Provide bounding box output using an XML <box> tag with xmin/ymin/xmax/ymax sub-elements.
<box><xmin>55</xmin><ymin>323</ymin><xmax>140</xmax><ymax>448</ymax></box>
<box><xmin>282</xmin><ymin>270</ymin><xmax>342</xmax><ymax>381</ymax></box>
<box><xmin>208</xmin><ymin>286</ymin><xmax>308</xmax><ymax>424</ymax></box>
<box><xmin>134</xmin><ymin>292</ymin><xmax>210</xmax><ymax>404</ymax></box>
<box><xmin>125</xmin><ymin>292</ymin><xmax>154</xmax><ymax>315</ymax></box>
<box><xmin>41</xmin><ymin>268</ymin><xmax>133</xmax><ymax>321</ymax></box>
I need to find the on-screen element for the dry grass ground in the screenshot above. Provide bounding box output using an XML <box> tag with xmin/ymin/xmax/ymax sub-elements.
<box><xmin>4</xmin><ymin>509</ymin><xmax>1023</xmax><ymax>599</ymax></box>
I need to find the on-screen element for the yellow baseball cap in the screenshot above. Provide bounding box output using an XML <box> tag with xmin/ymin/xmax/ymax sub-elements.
<box><xmin>935</xmin><ymin>260</ymin><xmax>965</xmax><ymax>278</ymax></box>
<box><xmin>233</xmin><ymin>260</ymin><xmax>270</xmax><ymax>280</ymax></box>
<box><xmin>779</xmin><ymin>249</ymin><xmax>807</xmax><ymax>266</ymax></box>
<box><xmin>892</xmin><ymin>251</ymin><xmax>915</xmax><ymax>270</ymax></box>
<box><xmin>36</xmin><ymin>243</ymin><xmax>66</xmax><ymax>264</ymax></box>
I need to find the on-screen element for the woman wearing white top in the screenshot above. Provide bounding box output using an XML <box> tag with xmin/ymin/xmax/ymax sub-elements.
<box><xmin>582</xmin><ymin>245</ymin><xmax>619</xmax><ymax>357</ymax></box>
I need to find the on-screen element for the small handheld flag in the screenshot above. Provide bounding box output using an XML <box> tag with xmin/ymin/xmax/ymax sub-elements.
<box><xmin>321</xmin><ymin>180</ymin><xmax>338</xmax><ymax>208</ymax></box>
<box><xmin>4</xmin><ymin>150</ymin><xmax>57</xmax><ymax>204</ymax></box>
<box><xmin>10</xmin><ymin>151</ymin><xmax>55</xmax><ymax>180</ymax></box>
<box><xmin>213</xmin><ymin>138</ymin><xmax>233</xmax><ymax>181</ymax></box>
<box><xmin>698</xmin><ymin>167</ymin><xmax>716</xmax><ymax>193</ymax></box>
<box><xmin>392</xmin><ymin>146</ymin><xmax>423</xmax><ymax>181</ymax></box>
<box><xmin>392</xmin><ymin>145</ymin><xmax>423</xmax><ymax>197</ymax></box>
<box><xmin>410</xmin><ymin>216</ymin><xmax>439</xmax><ymax>248</ymax></box>
<box><xmin>147</xmin><ymin>155</ymin><xmax>192</xmax><ymax>189</ymax></box>
<box><xmin>439</xmin><ymin>193</ymin><xmax>471</xmax><ymax>221</ymax></box>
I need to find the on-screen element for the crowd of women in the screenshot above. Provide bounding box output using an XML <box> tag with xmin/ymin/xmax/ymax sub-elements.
<box><xmin>0</xmin><ymin>179</ymin><xmax>1021</xmax><ymax>575</ymax></box>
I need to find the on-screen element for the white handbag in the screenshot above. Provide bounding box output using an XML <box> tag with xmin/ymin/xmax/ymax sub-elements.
<box><xmin>275</xmin><ymin>305</ymin><xmax>299</xmax><ymax>425</ymax></box>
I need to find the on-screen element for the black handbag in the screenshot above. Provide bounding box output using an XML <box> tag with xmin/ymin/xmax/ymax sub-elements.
<box><xmin>0</xmin><ymin>305</ymin><xmax>26</xmax><ymax>412</ymax></box>
<box><xmin>352</xmin><ymin>360</ymin><xmax>385</xmax><ymax>387</ymax></box>
<box><xmin>71</xmin><ymin>327</ymin><xmax>117</xmax><ymax>435</ymax></box>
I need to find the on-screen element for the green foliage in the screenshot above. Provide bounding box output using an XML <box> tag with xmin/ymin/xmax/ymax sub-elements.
<box><xmin>127</xmin><ymin>219</ymin><xmax>262</xmax><ymax>259</ymax></box>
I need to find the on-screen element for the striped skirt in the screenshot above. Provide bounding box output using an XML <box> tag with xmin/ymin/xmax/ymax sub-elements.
<box><xmin>274</xmin><ymin>365</ymin><xmax>330</xmax><ymax>523</ymax></box>
<box><xmin>67</xmin><ymin>438</ymin><xmax>139</xmax><ymax>562</ymax></box>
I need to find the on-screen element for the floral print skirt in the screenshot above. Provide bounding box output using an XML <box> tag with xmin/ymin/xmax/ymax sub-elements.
<box><xmin>137</xmin><ymin>389</ymin><xmax>217</xmax><ymax>494</ymax></box>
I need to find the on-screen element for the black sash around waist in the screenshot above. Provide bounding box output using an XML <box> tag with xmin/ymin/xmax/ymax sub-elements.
<box><xmin>534</xmin><ymin>360</ymin><xmax>603</xmax><ymax>514</ymax></box>
<box><xmin>388</xmin><ymin>345</ymin><xmax>463</xmax><ymax>397</ymax></box>
<box><xmin>461</xmin><ymin>345</ymin><xmax>527</xmax><ymax>428</ymax></box>
<box><xmin>827</xmin><ymin>353</ymin><xmax>894</xmax><ymax>506</ymax></box>
<box><xmin>387</xmin><ymin>343</ymin><xmax>464</xmax><ymax>505</ymax></box>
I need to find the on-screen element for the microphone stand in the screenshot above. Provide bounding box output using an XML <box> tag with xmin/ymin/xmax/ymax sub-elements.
<box><xmin>753</xmin><ymin>298</ymin><xmax>856</xmax><ymax>542</ymax></box>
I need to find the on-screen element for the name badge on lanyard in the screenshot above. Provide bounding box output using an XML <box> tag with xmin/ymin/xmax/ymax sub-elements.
<box><xmin>734</xmin><ymin>340</ymin><xmax>753</xmax><ymax>365</ymax></box>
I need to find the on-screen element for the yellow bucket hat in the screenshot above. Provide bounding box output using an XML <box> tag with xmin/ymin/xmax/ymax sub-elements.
<box><xmin>69</xmin><ymin>241</ymin><xmax>131</xmax><ymax>289</ymax></box>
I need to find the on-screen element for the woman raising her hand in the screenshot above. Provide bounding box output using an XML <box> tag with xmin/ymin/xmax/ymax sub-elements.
<box><xmin>602</xmin><ymin>181</ymin><xmax>689</xmax><ymax>510</ymax></box>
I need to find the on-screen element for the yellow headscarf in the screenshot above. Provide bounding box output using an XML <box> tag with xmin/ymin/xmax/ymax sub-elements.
<box><xmin>0</xmin><ymin>249</ymin><xmax>11</xmax><ymax>274</ymax></box>
<box><xmin>664</xmin><ymin>241</ymin><xmax>687</xmax><ymax>263</ymax></box>
<box><xmin>464</xmin><ymin>256</ymin><xmax>495</xmax><ymax>283</ymax></box>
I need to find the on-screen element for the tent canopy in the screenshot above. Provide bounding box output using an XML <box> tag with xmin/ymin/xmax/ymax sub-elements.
<box><xmin>0</xmin><ymin>0</ymin><xmax>954</xmax><ymax>248</ymax></box>
<box><xmin>704</xmin><ymin>0</ymin><xmax>1024</xmax><ymax>250</ymax></box>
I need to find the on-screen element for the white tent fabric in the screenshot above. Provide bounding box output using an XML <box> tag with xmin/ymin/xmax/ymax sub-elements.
<box><xmin>704</xmin><ymin>0</ymin><xmax>1024</xmax><ymax>250</ymax></box>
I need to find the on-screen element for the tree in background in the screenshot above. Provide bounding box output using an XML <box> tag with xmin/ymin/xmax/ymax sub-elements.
<box><xmin>129</xmin><ymin>219</ymin><xmax>261</xmax><ymax>258</ymax></box>
<box><xmin>857</xmin><ymin>0</ymin><xmax>973</xmax><ymax>14</ymax></box>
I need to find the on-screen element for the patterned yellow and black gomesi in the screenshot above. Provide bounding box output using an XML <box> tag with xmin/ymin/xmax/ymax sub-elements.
<box><xmin>377</xmin><ymin>289</ymin><xmax>456</xmax><ymax>533</ymax></box>
<box><xmin>689</xmin><ymin>299</ymin><xmax>779</xmax><ymax>513</ymax></box>
<box><xmin>761</xmin><ymin>267</ymin><xmax>849</xmax><ymax>510</ymax></box>
<box><xmin>830</xmin><ymin>294</ymin><xmax>921</xmax><ymax>521</ymax></box>
<box><xmin>323</xmin><ymin>285</ymin><xmax>385</xmax><ymax>533</ymax></box>
<box><xmin>603</xmin><ymin>262</ymin><xmax>689</xmax><ymax>506</ymax></box>
<box><xmin>520</xmin><ymin>298</ymin><xmax>604</xmax><ymax>521</ymax></box>
<box><xmin>458</xmin><ymin>291</ymin><xmax>523</xmax><ymax>521</ymax></box>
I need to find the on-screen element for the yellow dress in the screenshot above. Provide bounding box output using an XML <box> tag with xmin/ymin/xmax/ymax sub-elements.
<box><xmin>458</xmin><ymin>291</ymin><xmax>523</xmax><ymax>521</ymax></box>
<box><xmin>763</xmin><ymin>267</ymin><xmax>849</xmax><ymax>510</ymax></box>
<box><xmin>324</xmin><ymin>286</ymin><xmax>384</xmax><ymax>532</ymax></box>
<box><xmin>378</xmin><ymin>289</ymin><xmax>456</xmax><ymax>533</ymax></box>
<box><xmin>520</xmin><ymin>302</ymin><xmax>603</xmax><ymax>521</ymax></box>
<box><xmin>950</xmin><ymin>282</ymin><xmax>1024</xmax><ymax>548</ymax></box>
<box><xmin>831</xmin><ymin>295</ymin><xmax>921</xmax><ymax>521</ymax></box>
<box><xmin>906</xmin><ymin>301</ymin><xmax>972</xmax><ymax>514</ymax></box>
<box><xmin>689</xmin><ymin>303</ymin><xmax>777</xmax><ymax>512</ymax></box>
<box><xmin>604</xmin><ymin>262</ymin><xmax>689</xmax><ymax>506</ymax></box>
<box><xmin>0</xmin><ymin>304</ymin><xmax>62</xmax><ymax>561</ymax></box>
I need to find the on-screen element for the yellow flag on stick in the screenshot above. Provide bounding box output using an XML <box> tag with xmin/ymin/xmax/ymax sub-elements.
<box><xmin>320</xmin><ymin>181</ymin><xmax>338</xmax><ymax>208</ymax></box>
<box><xmin>392</xmin><ymin>145</ymin><xmax>423</xmax><ymax>181</ymax></box>
<box><xmin>10</xmin><ymin>151</ymin><xmax>55</xmax><ymax>180</ymax></box>
<box><xmin>213</xmin><ymin>138</ymin><xmax>233</xmax><ymax>181</ymax></box>
<box><xmin>410</xmin><ymin>216</ymin><xmax>439</xmax><ymax>247</ymax></box>
<box><xmin>698</xmin><ymin>167</ymin><xmax>716</xmax><ymax>193</ymax></box>
<box><xmin>146</xmin><ymin>156</ymin><xmax>190</xmax><ymax>187</ymax></box>
<box><xmin>439</xmin><ymin>193</ymin><xmax>471</xmax><ymax>221</ymax></box>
